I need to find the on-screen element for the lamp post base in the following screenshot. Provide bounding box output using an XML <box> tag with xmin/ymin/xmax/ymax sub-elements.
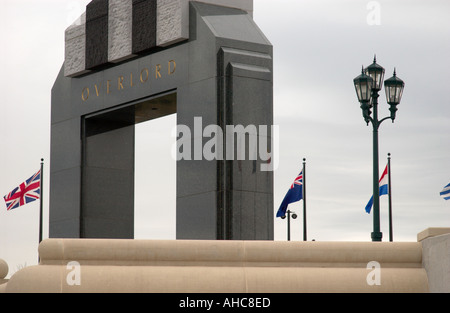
<box><xmin>371</xmin><ymin>231</ymin><xmax>383</xmax><ymax>242</ymax></box>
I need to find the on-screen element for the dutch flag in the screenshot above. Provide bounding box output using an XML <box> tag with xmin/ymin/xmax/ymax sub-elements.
<box><xmin>365</xmin><ymin>165</ymin><xmax>389</xmax><ymax>214</ymax></box>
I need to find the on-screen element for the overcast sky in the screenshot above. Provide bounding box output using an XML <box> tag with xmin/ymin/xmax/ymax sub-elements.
<box><xmin>1</xmin><ymin>0</ymin><xmax>449</xmax><ymax>277</ymax></box>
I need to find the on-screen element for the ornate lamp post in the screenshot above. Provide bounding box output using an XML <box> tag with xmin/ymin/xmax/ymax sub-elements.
<box><xmin>281</xmin><ymin>210</ymin><xmax>297</xmax><ymax>241</ymax></box>
<box><xmin>353</xmin><ymin>57</ymin><xmax>405</xmax><ymax>242</ymax></box>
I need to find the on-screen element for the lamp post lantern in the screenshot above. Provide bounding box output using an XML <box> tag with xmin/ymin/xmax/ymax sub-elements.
<box><xmin>354</xmin><ymin>67</ymin><xmax>374</xmax><ymax>125</ymax></box>
<box><xmin>353</xmin><ymin>56</ymin><xmax>405</xmax><ymax>242</ymax></box>
<box><xmin>384</xmin><ymin>69</ymin><xmax>405</xmax><ymax>121</ymax></box>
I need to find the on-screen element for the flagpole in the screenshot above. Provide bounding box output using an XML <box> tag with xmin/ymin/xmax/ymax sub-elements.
<box><xmin>388</xmin><ymin>153</ymin><xmax>393</xmax><ymax>242</ymax></box>
<box><xmin>302</xmin><ymin>158</ymin><xmax>307</xmax><ymax>241</ymax></box>
<box><xmin>287</xmin><ymin>210</ymin><xmax>291</xmax><ymax>241</ymax></box>
<box><xmin>39</xmin><ymin>158</ymin><xmax>44</xmax><ymax>245</ymax></box>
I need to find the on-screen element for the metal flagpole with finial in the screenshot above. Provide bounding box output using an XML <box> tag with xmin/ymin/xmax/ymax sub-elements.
<box><xmin>39</xmin><ymin>158</ymin><xmax>44</xmax><ymax>245</ymax></box>
<box><xmin>387</xmin><ymin>153</ymin><xmax>393</xmax><ymax>242</ymax></box>
<box><xmin>302</xmin><ymin>158</ymin><xmax>307</xmax><ymax>241</ymax></box>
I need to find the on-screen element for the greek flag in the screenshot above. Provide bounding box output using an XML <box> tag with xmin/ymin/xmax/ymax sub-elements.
<box><xmin>440</xmin><ymin>183</ymin><xmax>450</xmax><ymax>201</ymax></box>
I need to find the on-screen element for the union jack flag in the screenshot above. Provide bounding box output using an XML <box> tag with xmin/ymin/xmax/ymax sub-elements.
<box><xmin>291</xmin><ymin>172</ymin><xmax>303</xmax><ymax>189</ymax></box>
<box><xmin>4</xmin><ymin>170</ymin><xmax>41</xmax><ymax>211</ymax></box>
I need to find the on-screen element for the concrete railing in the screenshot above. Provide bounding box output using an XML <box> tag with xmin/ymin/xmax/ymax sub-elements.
<box><xmin>3</xmin><ymin>239</ymin><xmax>428</xmax><ymax>293</ymax></box>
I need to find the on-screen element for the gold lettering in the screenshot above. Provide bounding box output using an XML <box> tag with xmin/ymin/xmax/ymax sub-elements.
<box><xmin>94</xmin><ymin>84</ymin><xmax>100</xmax><ymax>97</ymax></box>
<box><xmin>155</xmin><ymin>64</ymin><xmax>162</xmax><ymax>79</ymax></box>
<box><xmin>118</xmin><ymin>76</ymin><xmax>124</xmax><ymax>90</ymax></box>
<box><xmin>168</xmin><ymin>60</ymin><xmax>176</xmax><ymax>75</ymax></box>
<box><xmin>140</xmin><ymin>68</ymin><xmax>149</xmax><ymax>83</ymax></box>
<box><xmin>80</xmin><ymin>60</ymin><xmax>177</xmax><ymax>102</ymax></box>
<box><xmin>82</xmin><ymin>87</ymin><xmax>89</xmax><ymax>101</ymax></box>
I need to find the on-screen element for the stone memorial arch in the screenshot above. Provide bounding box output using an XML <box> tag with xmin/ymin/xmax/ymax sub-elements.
<box><xmin>50</xmin><ymin>0</ymin><xmax>273</xmax><ymax>240</ymax></box>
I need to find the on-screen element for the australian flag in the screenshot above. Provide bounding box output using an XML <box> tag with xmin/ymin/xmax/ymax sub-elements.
<box><xmin>277</xmin><ymin>170</ymin><xmax>303</xmax><ymax>218</ymax></box>
<box><xmin>4</xmin><ymin>170</ymin><xmax>41</xmax><ymax>211</ymax></box>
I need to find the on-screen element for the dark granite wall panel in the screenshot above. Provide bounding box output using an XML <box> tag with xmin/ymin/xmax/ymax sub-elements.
<box><xmin>86</xmin><ymin>0</ymin><xmax>109</xmax><ymax>69</ymax></box>
<box><xmin>81</xmin><ymin>121</ymin><xmax>135</xmax><ymax>239</ymax></box>
<box><xmin>86</xmin><ymin>0</ymin><xmax>109</xmax><ymax>19</ymax></box>
<box><xmin>132</xmin><ymin>0</ymin><xmax>157</xmax><ymax>54</ymax></box>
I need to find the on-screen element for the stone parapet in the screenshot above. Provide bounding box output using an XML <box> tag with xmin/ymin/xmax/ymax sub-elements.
<box><xmin>417</xmin><ymin>227</ymin><xmax>450</xmax><ymax>242</ymax></box>
<box><xmin>4</xmin><ymin>239</ymin><xmax>428</xmax><ymax>293</ymax></box>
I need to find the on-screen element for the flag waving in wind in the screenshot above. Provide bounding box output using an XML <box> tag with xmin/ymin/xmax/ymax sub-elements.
<box><xmin>365</xmin><ymin>165</ymin><xmax>388</xmax><ymax>214</ymax></box>
<box><xmin>4</xmin><ymin>170</ymin><xmax>41</xmax><ymax>211</ymax></box>
<box><xmin>277</xmin><ymin>170</ymin><xmax>303</xmax><ymax>218</ymax></box>
<box><xmin>441</xmin><ymin>182</ymin><xmax>450</xmax><ymax>201</ymax></box>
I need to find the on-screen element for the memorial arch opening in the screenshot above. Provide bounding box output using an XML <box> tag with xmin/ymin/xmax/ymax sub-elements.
<box><xmin>81</xmin><ymin>92</ymin><xmax>176</xmax><ymax>238</ymax></box>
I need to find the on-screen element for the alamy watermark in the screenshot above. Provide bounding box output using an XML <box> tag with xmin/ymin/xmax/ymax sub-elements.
<box><xmin>366</xmin><ymin>261</ymin><xmax>381</xmax><ymax>286</ymax></box>
<box><xmin>367</xmin><ymin>1</ymin><xmax>381</xmax><ymax>26</ymax></box>
<box><xmin>66</xmin><ymin>1</ymin><xmax>85</xmax><ymax>26</ymax></box>
<box><xmin>66</xmin><ymin>261</ymin><xmax>81</xmax><ymax>286</ymax></box>
<box><xmin>172</xmin><ymin>117</ymin><xmax>279</xmax><ymax>172</ymax></box>
<box><xmin>64</xmin><ymin>260</ymin><xmax>382</xmax><ymax>289</ymax></box>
